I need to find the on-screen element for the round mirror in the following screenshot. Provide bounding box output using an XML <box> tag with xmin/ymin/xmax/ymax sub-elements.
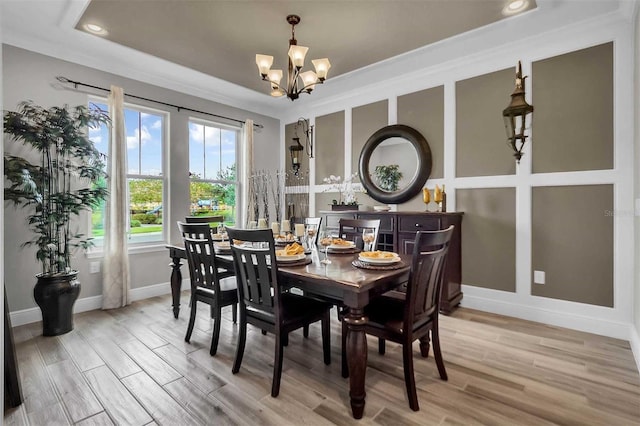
<box><xmin>358</xmin><ymin>125</ymin><xmax>432</xmax><ymax>204</ymax></box>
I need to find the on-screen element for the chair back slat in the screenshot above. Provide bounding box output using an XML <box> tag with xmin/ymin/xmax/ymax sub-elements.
<box><xmin>338</xmin><ymin>218</ymin><xmax>381</xmax><ymax>249</ymax></box>
<box><xmin>178</xmin><ymin>222</ymin><xmax>220</xmax><ymax>293</ymax></box>
<box><xmin>227</xmin><ymin>228</ymin><xmax>280</xmax><ymax>317</ymax></box>
<box><xmin>404</xmin><ymin>226</ymin><xmax>454</xmax><ymax>326</ymax></box>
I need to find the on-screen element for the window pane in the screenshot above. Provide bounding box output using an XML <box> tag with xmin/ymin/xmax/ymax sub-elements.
<box><xmin>221</xmin><ymin>129</ymin><xmax>236</xmax><ymax>172</ymax></box>
<box><xmin>204</xmin><ymin>125</ymin><xmax>221</xmax><ymax>179</ymax></box>
<box><xmin>125</xmin><ymin>109</ymin><xmax>140</xmax><ymax>175</ymax></box>
<box><xmin>140</xmin><ymin>112</ymin><xmax>163</xmax><ymax>176</ymax></box>
<box><xmin>189</xmin><ymin>181</ymin><xmax>237</xmax><ymax>226</ymax></box>
<box><xmin>189</xmin><ymin>122</ymin><xmax>205</xmax><ymax>178</ymax></box>
<box><xmin>130</xmin><ymin>178</ymin><xmax>163</xmax><ymax>243</ymax></box>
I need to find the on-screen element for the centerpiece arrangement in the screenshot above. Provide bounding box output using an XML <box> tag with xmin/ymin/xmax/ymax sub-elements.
<box><xmin>322</xmin><ymin>173</ymin><xmax>360</xmax><ymax>211</ymax></box>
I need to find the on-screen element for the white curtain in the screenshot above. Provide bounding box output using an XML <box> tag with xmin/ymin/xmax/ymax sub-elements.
<box><xmin>242</xmin><ymin>119</ymin><xmax>255</xmax><ymax>226</ymax></box>
<box><xmin>102</xmin><ymin>85</ymin><xmax>131</xmax><ymax>309</ymax></box>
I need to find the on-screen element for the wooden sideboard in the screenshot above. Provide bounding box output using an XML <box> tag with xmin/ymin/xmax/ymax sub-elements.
<box><xmin>321</xmin><ymin>210</ymin><xmax>463</xmax><ymax>313</ymax></box>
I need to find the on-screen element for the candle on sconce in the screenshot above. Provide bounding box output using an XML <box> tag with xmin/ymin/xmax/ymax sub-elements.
<box><xmin>271</xmin><ymin>222</ymin><xmax>280</xmax><ymax>235</ymax></box>
<box><xmin>294</xmin><ymin>223</ymin><xmax>305</xmax><ymax>237</ymax></box>
<box><xmin>281</xmin><ymin>220</ymin><xmax>291</xmax><ymax>233</ymax></box>
<box><xmin>257</xmin><ymin>218</ymin><xmax>267</xmax><ymax>229</ymax></box>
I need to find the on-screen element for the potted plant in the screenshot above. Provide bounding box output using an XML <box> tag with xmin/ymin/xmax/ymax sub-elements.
<box><xmin>323</xmin><ymin>174</ymin><xmax>360</xmax><ymax>210</ymax></box>
<box><xmin>373</xmin><ymin>164</ymin><xmax>403</xmax><ymax>192</ymax></box>
<box><xmin>4</xmin><ymin>101</ymin><xmax>109</xmax><ymax>336</ymax></box>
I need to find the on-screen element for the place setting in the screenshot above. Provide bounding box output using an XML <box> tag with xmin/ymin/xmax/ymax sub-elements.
<box><xmin>352</xmin><ymin>250</ymin><xmax>406</xmax><ymax>270</ymax></box>
<box><xmin>275</xmin><ymin>242</ymin><xmax>312</xmax><ymax>267</ymax></box>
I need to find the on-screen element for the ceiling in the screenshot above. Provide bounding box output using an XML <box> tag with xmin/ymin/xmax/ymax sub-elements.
<box><xmin>0</xmin><ymin>0</ymin><xmax>627</xmax><ymax>117</ymax></box>
<box><xmin>76</xmin><ymin>0</ymin><xmax>537</xmax><ymax>95</ymax></box>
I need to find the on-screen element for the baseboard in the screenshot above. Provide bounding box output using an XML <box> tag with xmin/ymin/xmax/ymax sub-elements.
<box><xmin>630</xmin><ymin>325</ymin><xmax>640</xmax><ymax>375</ymax></box>
<box><xmin>9</xmin><ymin>280</ymin><xmax>182</xmax><ymax>327</ymax></box>
<box><xmin>460</xmin><ymin>291</ymin><xmax>631</xmax><ymax>340</ymax></box>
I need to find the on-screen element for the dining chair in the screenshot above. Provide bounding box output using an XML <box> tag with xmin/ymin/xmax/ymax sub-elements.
<box><xmin>337</xmin><ymin>218</ymin><xmax>381</xmax><ymax>250</ymax></box>
<box><xmin>184</xmin><ymin>215</ymin><xmax>224</xmax><ymax>224</ymax></box>
<box><xmin>357</xmin><ymin>225</ymin><xmax>454</xmax><ymax>411</ymax></box>
<box><xmin>177</xmin><ymin>222</ymin><xmax>237</xmax><ymax>356</ymax></box>
<box><xmin>226</xmin><ymin>227</ymin><xmax>332</xmax><ymax>397</ymax></box>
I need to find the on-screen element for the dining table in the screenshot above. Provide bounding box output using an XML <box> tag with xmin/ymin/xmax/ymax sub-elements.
<box><xmin>165</xmin><ymin>243</ymin><xmax>410</xmax><ymax>419</ymax></box>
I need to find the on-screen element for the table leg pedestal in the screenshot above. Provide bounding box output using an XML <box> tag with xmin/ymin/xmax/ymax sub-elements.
<box><xmin>344</xmin><ymin>308</ymin><xmax>368</xmax><ymax>419</ymax></box>
<box><xmin>169</xmin><ymin>256</ymin><xmax>183</xmax><ymax>319</ymax></box>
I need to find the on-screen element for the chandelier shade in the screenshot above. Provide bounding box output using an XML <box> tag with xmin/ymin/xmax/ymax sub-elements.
<box><xmin>255</xmin><ymin>15</ymin><xmax>331</xmax><ymax>101</ymax></box>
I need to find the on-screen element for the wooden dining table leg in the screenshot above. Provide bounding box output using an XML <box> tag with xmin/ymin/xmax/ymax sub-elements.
<box><xmin>344</xmin><ymin>307</ymin><xmax>368</xmax><ymax>419</ymax></box>
<box><xmin>169</xmin><ymin>254</ymin><xmax>183</xmax><ymax>319</ymax></box>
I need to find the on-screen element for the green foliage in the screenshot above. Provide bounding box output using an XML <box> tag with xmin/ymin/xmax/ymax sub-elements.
<box><xmin>373</xmin><ymin>164</ymin><xmax>403</xmax><ymax>192</ymax></box>
<box><xmin>4</xmin><ymin>101</ymin><xmax>109</xmax><ymax>275</ymax></box>
<box><xmin>129</xmin><ymin>179</ymin><xmax>162</xmax><ymax>205</ymax></box>
<box><xmin>131</xmin><ymin>213</ymin><xmax>157</xmax><ymax>224</ymax></box>
<box><xmin>130</xmin><ymin>220</ymin><xmax>141</xmax><ymax>228</ymax></box>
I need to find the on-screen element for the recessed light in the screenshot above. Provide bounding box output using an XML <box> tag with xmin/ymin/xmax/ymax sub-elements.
<box><xmin>503</xmin><ymin>0</ymin><xmax>529</xmax><ymax>15</ymax></box>
<box><xmin>85</xmin><ymin>23</ymin><xmax>107</xmax><ymax>35</ymax></box>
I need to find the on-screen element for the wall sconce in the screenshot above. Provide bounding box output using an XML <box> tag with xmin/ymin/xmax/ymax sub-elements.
<box><xmin>289</xmin><ymin>118</ymin><xmax>313</xmax><ymax>175</ymax></box>
<box><xmin>503</xmin><ymin>61</ymin><xmax>534</xmax><ymax>163</ymax></box>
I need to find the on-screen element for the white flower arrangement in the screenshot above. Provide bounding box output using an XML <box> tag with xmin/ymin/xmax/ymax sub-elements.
<box><xmin>323</xmin><ymin>173</ymin><xmax>360</xmax><ymax>205</ymax></box>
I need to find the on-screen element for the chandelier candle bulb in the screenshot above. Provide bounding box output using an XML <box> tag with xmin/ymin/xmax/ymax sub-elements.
<box><xmin>295</xmin><ymin>223</ymin><xmax>305</xmax><ymax>237</ymax></box>
<box><xmin>281</xmin><ymin>220</ymin><xmax>291</xmax><ymax>233</ymax></box>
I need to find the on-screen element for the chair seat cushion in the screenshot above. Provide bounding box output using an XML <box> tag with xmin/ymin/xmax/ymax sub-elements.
<box><xmin>195</xmin><ymin>276</ymin><xmax>238</xmax><ymax>305</ymax></box>
<box><xmin>281</xmin><ymin>293</ymin><xmax>331</xmax><ymax>324</ymax></box>
<box><xmin>364</xmin><ymin>296</ymin><xmax>406</xmax><ymax>334</ymax></box>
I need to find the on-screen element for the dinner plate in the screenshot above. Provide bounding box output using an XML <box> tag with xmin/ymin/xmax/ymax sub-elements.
<box><xmin>358</xmin><ymin>251</ymin><xmax>401</xmax><ymax>264</ymax></box>
<box><xmin>275</xmin><ymin>253</ymin><xmax>306</xmax><ymax>262</ymax></box>
<box><xmin>329</xmin><ymin>242</ymin><xmax>356</xmax><ymax>250</ymax></box>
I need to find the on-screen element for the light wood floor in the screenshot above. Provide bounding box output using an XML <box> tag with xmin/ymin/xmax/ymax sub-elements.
<box><xmin>4</xmin><ymin>292</ymin><xmax>640</xmax><ymax>425</ymax></box>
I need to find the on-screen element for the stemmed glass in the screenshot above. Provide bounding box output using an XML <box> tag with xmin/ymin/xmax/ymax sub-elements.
<box><xmin>362</xmin><ymin>228</ymin><xmax>375</xmax><ymax>252</ymax></box>
<box><xmin>305</xmin><ymin>224</ymin><xmax>318</xmax><ymax>250</ymax></box>
<box><xmin>319</xmin><ymin>230</ymin><xmax>332</xmax><ymax>264</ymax></box>
<box><xmin>217</xmin><ymin>222</ymin><xmax>227</xmax><ymax>242</ymax></box>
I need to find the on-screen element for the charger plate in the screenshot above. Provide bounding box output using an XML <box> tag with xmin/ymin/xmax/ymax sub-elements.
<box><xmin>277</xmin><ymin>257</ymin><xmax>312</xmax><ymax>267</ymax></box>
<box><xmin>352</xmin><ymin>259</ymin><xmax>407</xmax><ymax>270</ymax></box>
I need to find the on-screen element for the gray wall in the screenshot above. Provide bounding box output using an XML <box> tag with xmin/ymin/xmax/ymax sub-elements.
<box><xmin>315</xmin><ymin>111</ymin><xmax>345</xmax><ymax>186</ymax></box>
<box><xmin>398</xmin><ymin>86</ymin><xmax>444</xmax><ymax>179</ymax></box>
<box><xmin>457</xmin><ymin>188</ymin><xmax>516</xmax><ymax>292</ymax></box>
<box><xmin>352</xmin><ymin>100</ymin><xmax>388</xmax><ymax>183</ymax></box>
<box><xmin>3</xmin><ymin>45</ymin><xmax>280</xmax><ymax>312</ymax></box>
<box><xmin>532</xmin><ymin>43</ymin><xmax>613</xmax><ymax>173</ymax></box>
<box><xmin>635</xmin><ymin>8</ymin><xmax>640</xmax><ymax>348</ymax></box>
<box><xmin>456</xmin><ymin>69</ymin><xmax>515</xmax><ymax>177</ymax></box>
<box><xmin>532</xmin><ymin>185</ymin><xmax>614</xmax><ymax>306</ymax></box>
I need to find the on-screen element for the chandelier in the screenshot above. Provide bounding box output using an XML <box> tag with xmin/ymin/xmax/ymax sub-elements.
<box><xmin>255</xmin><ymin>15</ymin><xmax>331</xmax><ymax>101</ymax></box>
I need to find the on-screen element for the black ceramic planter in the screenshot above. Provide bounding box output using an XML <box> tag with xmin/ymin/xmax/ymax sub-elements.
<box><xmin>33</xmin><ymin>272</ymin><xmax>80</xmax><ymax>336</ymax></box>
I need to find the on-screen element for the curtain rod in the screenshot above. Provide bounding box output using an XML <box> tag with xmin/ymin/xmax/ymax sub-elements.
<box><xmin>56</xmin><ymin>76</ymin><xmax>264</xmax><ymax>129</ymax></box>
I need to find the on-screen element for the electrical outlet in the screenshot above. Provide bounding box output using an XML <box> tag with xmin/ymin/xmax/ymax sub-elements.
<box><xmin>533</xmin><ymin>270</ymin><xmax>545</xmax><ymax>285</ymax></box>
<box><xmin>90</xmin><ymin>261</ymin><xmax>101</xmax><ymax>274</ymax></box>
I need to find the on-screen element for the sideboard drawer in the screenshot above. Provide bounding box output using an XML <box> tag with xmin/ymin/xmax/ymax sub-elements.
<box><xmin>398</xmin><ymin>215</ymin><xmax>442</xmax><ymax>232</ymax></box>
<box><xmin>357</xmin><ymin>213</ymin><xmax>394</xmax><ymax>232</ymax></box>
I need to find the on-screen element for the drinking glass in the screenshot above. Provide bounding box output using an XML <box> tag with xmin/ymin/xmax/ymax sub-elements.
<box><xmin>217</xmin><ymin>223</ymin><xmax>226</xmax><ymax>241</ymax></box>
<box><xmin>319</xmin><ymin>230</ymin><xmax>332</xmax><ymax>264</ymax></box>
<box><xmin>362</xmin><ymin>228</ymin><xmax>375</xmax><ymax>252</ymax></box>
<box><xmin>305</xmin><ymin>224</ymin><xmax>318</xmax><ymax>250</ymax></box>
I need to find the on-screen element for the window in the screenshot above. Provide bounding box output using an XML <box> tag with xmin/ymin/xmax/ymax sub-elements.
<box><xmin>188</xmin><ymin>119</ymin><xmax>239</xmax><ymax>226</ymax></box>
<box><xmin>88</xmin><ymin>101</ymin><xmax>167</xmax><ymax>245</ymax></box>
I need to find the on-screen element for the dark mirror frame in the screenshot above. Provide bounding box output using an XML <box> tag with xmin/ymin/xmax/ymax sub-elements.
<box><xmin>358</xmin><ymin>124</ymin><xmax>432</xmax><ymax>204</ymax></box>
